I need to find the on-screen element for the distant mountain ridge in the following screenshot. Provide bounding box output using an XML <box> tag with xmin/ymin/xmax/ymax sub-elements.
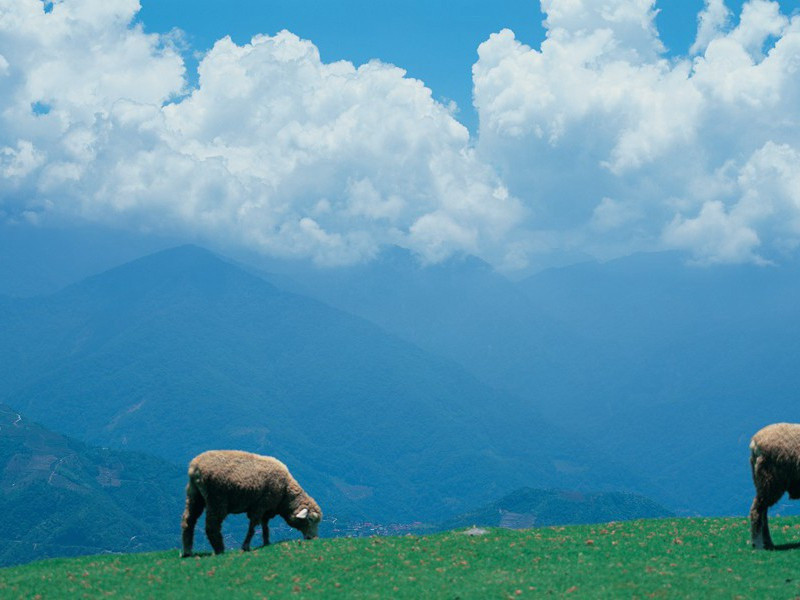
<box><xmin>0</xmin><ymin>245</ymin><xmax>647</xmax><ymax>524</ymax></box>
<box><xmin>246</xmin><ymin>247</ymin><xmax>800</xmax><ymax>516</ymax></box>
<box><xmin>5</xmin><ymin>241</ymin><xmax>789</xmax><ymax>522</ymax></box>
<box><xmin>0</xmin><ymin>403</ymin><xmax>184</xmax><ymax>567</ymax></box>
<box><xmin>8</xmin><ymin>204</ymin><xmax>800</xmax><ymax>547</ymax></box>
<box><xmin>441</xmin><ymin>487</ymin><xmax>673</xmax><ymax>531</ymax></box>
<box><xmin>0</xmin><ymin>221</ymin><xmax>178</xmax><ymax>298</ymax></box>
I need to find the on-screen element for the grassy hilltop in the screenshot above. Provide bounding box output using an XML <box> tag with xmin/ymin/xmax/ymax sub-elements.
<box><xmin>3</xmin><ymin>517</ymin><xmax>800</xmax><ymax>599</ymax></box>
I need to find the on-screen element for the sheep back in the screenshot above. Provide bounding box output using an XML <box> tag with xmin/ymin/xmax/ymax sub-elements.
<box><xmin>750</xmin><ymin>423</ymin><xmax>800</xmax><ymax>498</ymax></box>
<box><xmin>188</xmin><ymin>450</ymin><xmax>303</xmax><ymax>516</ymax></box>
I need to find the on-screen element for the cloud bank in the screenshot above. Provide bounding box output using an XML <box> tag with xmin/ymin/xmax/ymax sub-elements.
<box><xmin>0</xmin><ymin>0</ymin><xmax>522</xmax><ymax>268</ymax></box>
<box><xmin>1</xmin><ymin>0</ymin><xmax>799</xmax><ymax>269</ymax></box>
<box><xmin>474</xmin><ymin>0</ymin><xmax>800</xmax><ymax>266</ymax></box>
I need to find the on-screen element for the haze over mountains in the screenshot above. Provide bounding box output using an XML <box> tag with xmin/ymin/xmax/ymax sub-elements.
<box><xmin>2</xmin><ymin>230</ymin><xmax>799</xmax><ymax>565</ymax></box>
<box><xmin>0</xmin><ymin>244</ymin><xmax>645</xmax><ymax>528</ymax></box>
<box><xmin>265</xmin><ymin>247</ymin><xmax>800</xmax><ymax>515</ymax></box>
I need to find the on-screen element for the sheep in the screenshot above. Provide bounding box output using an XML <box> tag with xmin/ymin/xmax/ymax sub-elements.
<box><xmin>180</xmin><ymin>450</ymin><xmax>322</xmax><ymax>557</ymax></box>
<box><xmin>749</xmin><ymin>423</ymin><xmax>800</xmax><ymax>549</ymax></box>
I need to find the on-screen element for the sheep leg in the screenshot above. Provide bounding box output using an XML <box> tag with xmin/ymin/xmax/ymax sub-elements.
<box><xmin>261</xmin><ymin>516</ymin><xmax>271</xmax><ymax>546</ymax></box>
<box><xmin>242</xmin><ymin>518</ymin><xmax>258</xmax><ymax>552</ymax></box>
<box><xmin>180</xmin><ymin>482</ymin><xmax>206</xmax><ymax>558</ymax></box>
<box><xmin>763</xmin><ymin>513</ymin><xmax>774</xmax><ymax>550</ymax></box>
<box><xmin>205</xmin><ymin>510</ymin><xmax>226</xmax><ymax>555</ymax></box>
<box><xmin>750</xmin><ymin>495</ymin><xmax>774</xmax><ymax>550</ymax></box>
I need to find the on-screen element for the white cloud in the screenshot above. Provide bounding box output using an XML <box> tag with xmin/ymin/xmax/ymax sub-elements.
<box><xmin>730</xmin><ymin>0</ymin><xmax>789</xmax><ymax>59</ymax></box>
<box><xmin>669</xmin><ymin>141</ymin><xmax>800</xmax><ymax>263</ymax></box>
<box><xmin>540</xmin><ymin>0</ymin><xmax>665</xmax><ymax>62</ymax></box>
<box><xmin>663</xmin><ymin>201</ymin><xmax>764</xmax><ymax>265</ymax></box>
<box><xmin>0</xmin><ymin>2</ymin><xmax>523</xmax><ymax>268</ymax></box>
<box><xmin>590</xmin><ymin>197</ymin><xmax>641</xmax><ymax>232</ymax></box>
<box><xmin>1</xmin><ymin>140</ymin><xmax>44</xmax><ymax>179</ymax></box>
<box><xmin>2</xmin><ymin>0</ymin><xmax>800</xmax><ymax>270</ymax></box>
<box><xmin>473</xmin><ymin>0</ymin><xmax>800</xmax><ymax>266</ymax></box>
<box><xmin>691</xmin><ymin>0</ymin><xmax>731</xmax><ymax>55</ymax></box>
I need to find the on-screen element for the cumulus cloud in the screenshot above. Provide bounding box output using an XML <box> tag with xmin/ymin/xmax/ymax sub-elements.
<box><xmin>691</xmin><ymin>0</ymin><xmax>731</xmax><ymax>55</ymax></box>
<box><xmin>665</xmin><ymin>142</ymin><xmax>800</xmax><ymax>264</ymax></box>
<box><xmin>0</xmin><ymin>0</ymin><xmax>523</xmax><ymax>268</ymax></box>
<box><xmin>473</xmin><ymin>0</ymin><xmax>800</xmax><ymax>266</ymax></box>
<box><xmin>2</xmin><ymin>0</ymin><xmax>800</xmax><ymax>270</ymax></box>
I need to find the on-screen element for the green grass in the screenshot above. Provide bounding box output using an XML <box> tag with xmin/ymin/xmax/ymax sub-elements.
<box><xmin>3</xmin><ymin>517</ymin><xmax>800</xmax><ymax>599</ymax></box>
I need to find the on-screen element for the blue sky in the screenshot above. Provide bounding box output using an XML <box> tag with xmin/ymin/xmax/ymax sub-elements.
<box><xmin>138</xmin><ymin>1</ymin><xmax>547</xmax><ymax>132</ymax></box>
<box><xmin>2</xmin><ymin>0</ymin><xmax>800</xmax><ymax>272</ymax></box>
<box><xmin>138</xmin><ymin>0</ymin><xmax>792</xmax><ymax>133</ymax></box>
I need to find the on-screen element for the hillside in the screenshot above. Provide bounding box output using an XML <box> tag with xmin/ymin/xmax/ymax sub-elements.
<box><xmin>6</xmin><ymin>239</ymin><xmax>797</xmax><ymax>517</ymax></box>
<box><xmin>1</xmin><ymin>517</ymin><xmax>798</xmax><ymax>598</ymax></box>
<box><xmin>515</xmin><ymin>253</ymin><xmax>800</xmax><ymax>516</ymax></box>
<box><xmin>0</xmin><ymin>245</ymin><xmax>647</xmax><ymax>524</ymax></box>
<box><xmin>247</xmin><ymin>246</ymin><xmax>554</xmax><ymax>396</ymax></box>
<box><xmin>250</xmin><ymin>248</ymin><xmax>800</xmax><ymax>516</ymax></box>
<box><xmin>441</xmin><ymin>487</ymin><xmax>673</xmax><ymax>531</ymax></box>
<box><xmin>0</xmin><ymin>404</ymin><xmax>184</xmax><ymax>567</ymax></box>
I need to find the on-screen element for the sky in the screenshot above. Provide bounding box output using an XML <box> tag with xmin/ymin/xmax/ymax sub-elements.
<box><xmin>136</xmin><ymin>1</ymin><xmax>776</xmax><ymax>133</ymax></box>
<box><xmin>1</xmin><ymin>0</ymin><xmax>799</xmax><ymax>272</ymax></box>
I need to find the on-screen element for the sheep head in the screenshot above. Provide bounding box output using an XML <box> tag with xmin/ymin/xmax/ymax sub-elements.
<box><xmin>288</xmin><ymin>507</ymin><xmax>322</xmax><ymax>539</ymax></box>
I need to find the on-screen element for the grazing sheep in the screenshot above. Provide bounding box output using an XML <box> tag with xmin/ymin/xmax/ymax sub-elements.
<box><xmin>180</xmin><ymin>450</ymin><xmax>322</xmax><ymax>557</ymax></box>
<box><xmin>749</xmin><ymin>423</ymin><xmax>800</xmax><ymax>549</ymax></box>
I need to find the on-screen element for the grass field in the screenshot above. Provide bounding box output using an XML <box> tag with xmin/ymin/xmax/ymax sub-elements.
<box><xmin>2</xmin><ymin>517</ymin><xmax>800</xmax><ymax>598</ymax></box>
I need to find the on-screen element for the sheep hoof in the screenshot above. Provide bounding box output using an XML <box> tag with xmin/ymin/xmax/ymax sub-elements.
<box><xmin>180</xmin><ymin>551</ymin><xmax>192</xmax><ymax>558</ymax></box>
<box><xmin>751</xmin><ymin>541</ymin><xmax>774</xmax><ymax>551</ymax></box>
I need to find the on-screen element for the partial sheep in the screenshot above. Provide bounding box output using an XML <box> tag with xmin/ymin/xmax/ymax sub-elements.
<box><xmin>749</xmin><ymin>423</ymin><xmax>800</xmax><ymax>549</ymax></box>
<box><xmin>181</xmin><ymin>450</ymin><xmax>322</xmax><ymax>557</ymax></box>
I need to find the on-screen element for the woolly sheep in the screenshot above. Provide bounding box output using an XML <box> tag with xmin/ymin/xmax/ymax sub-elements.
<box><xmin>180</xmin><ymin>450</ymin><xmax>322</xmax><ymax>557</ymax></box>
<box><xmin>749</xmin><ymin>423</ymin><xmax>800</xmax><ymax>549</ymax></box>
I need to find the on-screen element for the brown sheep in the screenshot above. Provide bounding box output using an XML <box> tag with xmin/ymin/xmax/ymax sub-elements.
<box><xmin>749</xmin><ymin>423</ymin><xmax>800</xmax><ymax>549</ymax></box>
<box><xmin>180</xmin><ymin>450</ymin><xmax>322</xmax><ymax>557</ymax></box>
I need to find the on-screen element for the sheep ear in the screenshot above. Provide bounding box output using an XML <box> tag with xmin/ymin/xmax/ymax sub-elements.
<box><xmin>294</xmin><ymin>508</ymin><xmax>309</xmax><ymax>519</ymax></box>
<box><xmin>310</xmin><ymin>511</ymin><xmax>320</xmax><ymax>521</ymax></box>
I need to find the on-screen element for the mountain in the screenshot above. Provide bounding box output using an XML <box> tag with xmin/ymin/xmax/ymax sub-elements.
<box><xmin>243</xmin><ymin>248</ymin><xmax>800</xmax><ymax>516</ymax></box>
<box><xmin>513</xmin><ymin>252</ymin><xmax>800</xmax><ymax>517</ymax></box>
<box><xmin>0</xmin><ymin>221</ymin><xmax>178</xmax><ymax>298</ymax></box>
<box><xmin>0</xmin><ymin>245</ymin><xmax>646</xmax><ymax>524</ymax></box>
<box><xmin>441</xmin><ymin>487</ymin><xmax>673</xmax><ymax>531</ymax></box>
<box><xmin>246</xmin><ymin>245</ymin><xmax>572</xmax><ymax>413</ymax></box>
<box><xmin>0</xmin><ymin>403</ymin><xmax>184</xmax><ymax>567</ymax></box>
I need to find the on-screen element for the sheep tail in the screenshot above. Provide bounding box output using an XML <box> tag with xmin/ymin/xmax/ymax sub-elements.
<box><xmin>749</xmin><ymin>438</ymin><xmax>761</xmax><ymax>484</ymax></box>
